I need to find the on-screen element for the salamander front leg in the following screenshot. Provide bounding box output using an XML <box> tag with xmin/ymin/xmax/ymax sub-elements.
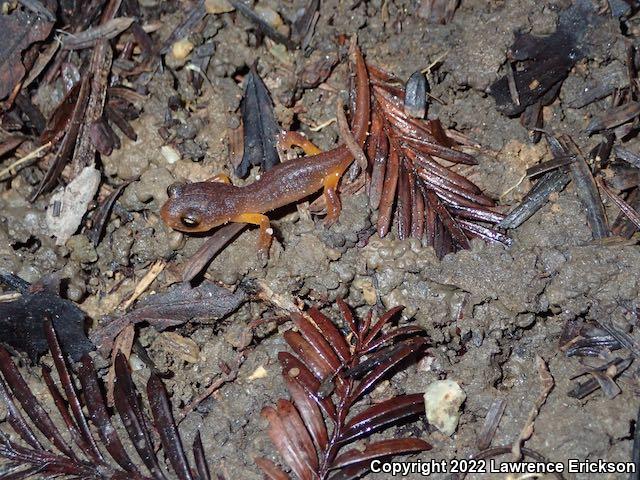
<box><xmin>207</xmin><ymin>173</ymin><xmax>232</xmax><ymax>184</ymax></box>
<box><xmin>232</xmin><ymin>213</ymin><xmax>273</xmax><ymax>258</ymax></box>
<box><xmin>278</xmin><ymin>132</ymin><xmax>322</xmax><ymax>156</ymax></box>
<box><xmin>323</xmin><ymin>170</ymin><xmax>342</xmax><ymax>226</ymax></box>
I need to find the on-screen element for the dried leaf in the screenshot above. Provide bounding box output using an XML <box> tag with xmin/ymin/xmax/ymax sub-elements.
<box><xmin>0</xmin><ymin>11</ymin><xmax>53</xmax><ymax>99</ymax></box>
<box><xmin>91</xmin><ymin>281</ymin><xmax>245</xmax><ymax>353</ymax></box>
<box><xmin>330</xmin><ymin>438</ymin><xmax>432</xmax><ymax>470</ymax></box>
<box><xmin>236</xmin><ymin>66</ymin><xmax>281</xmax><ymax>178</ymax></box>
<box><xmin>0</xmin><ymin>270</ymin><xmax>93</xmax><ymax>361</ymax></box>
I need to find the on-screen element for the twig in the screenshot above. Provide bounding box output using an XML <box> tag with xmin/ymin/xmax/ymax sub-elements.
<box><xmin>511</xmin><ymin>356</ymin><xmax>554</xmax><ymax>461</ymax></box>
<box><xmin>0</xmin><ymin>142</ymin><xmax>52</xmax><ymax>181</ymax></box>
<box><xmin>121</xmin><ymin>259</ymin><xmax>166</xmax><ymax>310</ymax></box>
<box><xmin>177</xmin><ymin>352</ymin><xmax>245</xmax><ymax>422</ymax></box>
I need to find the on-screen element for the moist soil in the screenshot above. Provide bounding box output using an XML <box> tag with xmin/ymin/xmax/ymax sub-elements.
<box><xmin>1</xmin><ymin>0</ymin><xmax>639</xmax><ymax>479</ymax></box>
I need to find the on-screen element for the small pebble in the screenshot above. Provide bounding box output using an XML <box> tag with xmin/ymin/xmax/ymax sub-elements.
<box><xmin>423</xmin><ymin>379</ymin><xmax>466</xmax><ymax>436</ymax></box>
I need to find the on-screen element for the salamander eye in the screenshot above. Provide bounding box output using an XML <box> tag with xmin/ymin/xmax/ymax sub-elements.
<box><xmin>167</xmin><ymin>182</ymin><xmax>184</xmax><ymax>198</ymax></box>
<box><xmin>180</xmin><ymin>214</ymin><xmax>200</xmax><ymax>228</ymax></box>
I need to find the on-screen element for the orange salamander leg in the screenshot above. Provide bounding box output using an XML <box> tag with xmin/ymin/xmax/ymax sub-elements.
<box><xmin>323</xmin><ymin>168</ymin><xmax>343</xmax><ymax>226</ymax></box>
<box><xmin>278</xmin><ymin>131</ymin><xmax>322</xmax><ymax>156</ymax></box>
<box><xmin>207</xmin><ymin>173</ymin><xmax>232</xmax><ymax>184</ymax></box>
<box><xmin>232</xmin><ymin>212</ymin><xmax>273</xmax><ymax>256</ymax></box>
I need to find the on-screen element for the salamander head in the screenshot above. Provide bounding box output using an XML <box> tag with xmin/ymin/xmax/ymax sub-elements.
<box><xmin>161</xmin><ymin>181</ymin><xmax>239</xmax><ymax>233</ymax></box>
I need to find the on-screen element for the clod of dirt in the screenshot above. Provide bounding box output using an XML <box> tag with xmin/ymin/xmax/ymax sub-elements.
<box><xmin>423</xmin><ymin>379</ymin><xmax>466</xmax><ymax>436</ymax></box>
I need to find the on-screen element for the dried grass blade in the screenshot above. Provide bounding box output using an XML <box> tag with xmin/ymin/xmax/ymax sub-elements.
<box><xmin>561</xmin><ymin>136</ymin><xmax>609</xmax><ymax>239</ymax></box>
<box><xmin>330</xmin><ymin>438</ymin><xmax>431</xmax><ymax>470</ymax></box>
<box><xmin>0</xmin><ymin>347</ymin><xmax>76</xmax><ymax>460</ymax></box>
<box><xmin>77</xmin><ymin>354</ymin><xmax>139</xmax><ymax>474</ymax></box>
<box><xmin>498</xmin><ymin>169</ymin><xmax>570</xmax><ymax>229</ymax></box>
<box><xmin>341</xmin><ymin>394</ymin><xmax>425</xmax><ymax>443</ymax></box>
<box><xmin>597</xmin><ymin>178</ymin><xmax>640</xmax><ymax>230</ymax></box>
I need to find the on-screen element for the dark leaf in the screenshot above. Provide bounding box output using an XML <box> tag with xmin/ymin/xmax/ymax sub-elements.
<box><xmin>262</xmin><ymin>406</ymin><xmax>316</xmax><ymax>480</ymax></box>
<box><xmin>91</xmin><ymin>281</ymin><xmax>245</xmax><ymax>353</ymax></box>
<box><xmin>363</xmin><ymin>305</ymin><xmax>404</xmax><ymax>346</ymax></box>
<box><xmin>229</xmin><ymin>1</ymin><xmax>295</xmax><ymax>50</ymax></box>
<box><xmin>147</xmin><ymin>374</ymin><xmax>194</xmax><ymax>480</ymax></box>
<box><xmin>77</xmin><ymin>355</ymin><xmax>140</xmax><ymax>474</ymax></box>
<box><xmin>255</xmin><ymin>457</ymin><xmax>291</xmax><ymax>480</ymax></box>
<box><xmin>284</xmin><ymin>331</ymin><xmax>336</xmax><ymax>382</ymax></box>
<box><xmin>283</xmin><ymin>374</ymin><xmax>328</xmax><ymax>453</ymax></box>
<box><xmin>193</xmin><ymin>432</ymin><xmax>211</xmax><ymax>480</ymax></box>
<box><xmin>276</xmin><ymin>399</ymin><xmax>319</xmax><ymax>473</ymax></box>
<box><xmin>291</xmin><ymin>313</ymin><xmax>342</xmax><ymax>372</ymax></box>
<box><xmin>350</xmin><ymin>338</ymin><xmax>427</xmax><ymax>402</ymax></box>
<box><xmin>330</xmin><ymin>438</ymin><xmax>431</xmax><ymax>470</ymax></box>
<box><xmin>0</xmin><ymin>11</ymin><xmax>52</xmax><ymax>99</ymax></box>
<box><xmin>0</xmin><ymin>270</ymin><xmax>93</xmax><ymax>361</ymax></box>
<box><xmin>113</xmin><ymin>354</ymin><xmax>166</xmax><ymax>478</ymax></box>
<box><xmin>236</xmin><ymin>66</ymin><xmax>281</xmax><ymax>178</ymax></box>
<box><xmin>279</xmin><ymin>351</ymin><xmax>337</xmax><ymax>420</ymax></box>
<box><xmin>586</xmin><ymin>102</ymin><xmax>640</xmax><ymax>134</ymax></box>
<box><xmin>561</xmin><ymin>136</ymin><xmax>609</xmax><ymax>239</ymax></box>
<box><xmin>308</xmin><ymin>307</ymin><xmax>351</xmax><ymax>363</ymax></box>
<box><xmin>43</xmin><ymin>321</ymin><xmax>103</xmax><ymax>462</ymax></box>
<box><xmin>404</xmin><ymin>71</ymin><xmax>428</xmax><ymax>118</ymax></box>
<box><xmin>498</xmin><ymin>169</ymin><xmax>570</xmax><ymax>229</ymax></box>
<box><xmin>0</xmin><ymin>346</ymin><xmax>77</xmax><ymax>460</ymax></box>
<box><xmin>341</xmin><ymin>393</ymin><xmax>425</xmax><ymax>443</ymax></box>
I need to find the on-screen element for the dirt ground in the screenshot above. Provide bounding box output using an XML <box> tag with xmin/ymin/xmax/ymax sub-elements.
<box><xmin>2</xmin><ymin>0</ymin><xmax>640</xmax><ymax>479</ymax></box>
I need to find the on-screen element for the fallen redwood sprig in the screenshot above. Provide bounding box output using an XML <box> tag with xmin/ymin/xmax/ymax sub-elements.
<box><xmin>256</xmin><ymin>301</ymin><xmax>430</xmax><ymax>479</ymax></box>
<box><xmin>366</xmin><ymin>65</ymin><xmax>510</xmax><ymax>258</ymax></box>
<box><xmin>0</xmin><ymin>320</ymin><xmax>212</xmax><ymax>480</ymax></box>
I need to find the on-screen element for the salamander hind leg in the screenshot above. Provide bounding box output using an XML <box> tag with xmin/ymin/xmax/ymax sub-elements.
<box><xmin>323</xmin><ymin>169</ymin><xmax>343</xmax><ymax>227</ymax></box>
<box><xmin>232</xmin><ymin>213</ymin><xmax>273</xmax><ymax>258</ymax></box>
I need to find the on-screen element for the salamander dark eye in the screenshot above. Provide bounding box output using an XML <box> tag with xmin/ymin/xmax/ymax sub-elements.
<box><xmin>180</xmin><ymin>214</ymin><xmax>200</xmax><ymax>228</ymax></box>
<box><xmin>167</xmin><ymin>182</ymin><xmax>184</xmax><ymax>198</ymax></box>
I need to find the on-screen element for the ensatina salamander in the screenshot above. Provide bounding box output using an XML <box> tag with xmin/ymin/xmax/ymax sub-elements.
<box><xmin>160</xmin><ymin>43</ymin><xmax>370</xmax><ymax>252</ymax></box>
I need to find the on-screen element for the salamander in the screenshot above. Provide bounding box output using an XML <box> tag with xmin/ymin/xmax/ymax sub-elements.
<box><xmin>160</xmin><ymin>42</ymin><xmax>370</xmax><ymax>253</ymax></box>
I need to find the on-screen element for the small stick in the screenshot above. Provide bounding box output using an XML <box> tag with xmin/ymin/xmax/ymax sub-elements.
<box><xmin>0</xmin><ymin>142</ymin><xmax>52</xmax><ymax>181</ymax></box>
<box><xmin>177</xmin><ymin>352</ymin><xmax>245</xmax><ymax>422</ymax></box>
<box><xmin>121</xmin><ymin>259</ymin><xmax>166</xmax><ymax>310</ymax></box>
